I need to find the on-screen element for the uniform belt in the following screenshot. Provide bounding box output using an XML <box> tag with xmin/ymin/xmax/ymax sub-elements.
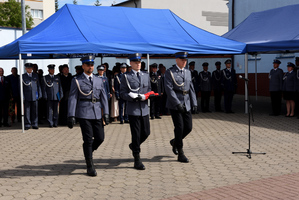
<box><xmin>80</xmin><ymin>98</ymin><xmax>100</xmax><ymax>103</ymax></box>
<box><xmin>174</xmin><ymin>89</ymin><xmax>189</xmax><ymax>95</ymax></box>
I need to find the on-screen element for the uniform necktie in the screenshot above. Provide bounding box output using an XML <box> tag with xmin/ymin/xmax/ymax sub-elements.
<box><xmin>1</xmin><ymin>77</ymin><xmax>3</xmax><ymax>85</ymax></box>
<box><xmin>137</xmin><ymin>72</ymin><xmax>141</xmax><ymax>82</ymax></box>
<box><xmin>89</xmin><ymin>76</ymin><xmax>92</xmax><ymax>84</ymax></box>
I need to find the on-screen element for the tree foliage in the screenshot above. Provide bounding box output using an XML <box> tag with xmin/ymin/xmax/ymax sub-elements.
<box><xmin>55</xmin><ymin>0</ymin><xmax>59</xmax><ymax>12</ymax></box>
<box><xmin>0</xmin><ymin>0</ymin><xmax>34</xmax><ymax>29</ymax></box>
<box><xmin>73</xmin><ymin>0</ymin><xmax>78</xmax><ymax>5</ymax></box>
<box><xmin>94</xmin><ymin>0</ymin><xmax>101</xmax><ymax>6</ymax></box>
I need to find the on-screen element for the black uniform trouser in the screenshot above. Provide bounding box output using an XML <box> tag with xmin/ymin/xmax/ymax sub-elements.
<box><xmin>150</xmin><ymin>96</ymin><xmax>161</xmax><ymax>117</ymax></box>
<box><xmin>224</xmin><ymin>91</ymin><xmax>234</xmax><ymax>112</ymax></box>
<box><xmin>47</xmin><ymin>100</ymin><xmax>59</xmax><ymax>126</ymax></box>
<box><xmin>58</xmin><ymin>98</ymin><xmax>68</xmax><ymax>125</ymax></box>
<box><xmin>128</xmin><ymin>115</ymin><xmax>150</xmax><ymax>154</ymax></box>
<box><xmin>119</xmin><ymin>98</ymin><xmax>128</xmax><ymax>122</ymax></box>
<box><xmin>295</xmin><ymin>91</ymin><xmax>299</xmax><ymax>115</ymax></box>
<box><xmin>79</xmin><ymin>118</ymin><xmax>104</xmax><ymax>159</ymax></box>
<box><xmin>38</xmin><ymin>98</ymin><xmax>47</xmax><ymax>120</ymax></box>
<box><xmin>201</xmin><ymin>91</ymin><xmax>211</xmax><ymax>112</ymax></box>
<box><xmin>0</xmin><ymin>99</ymin><xmax>9</xmax><ymax>125</ymax></box>
<box><xmin>270</xmin><ymin>91</ymin><xmax>282</xmax><ymax>115</ymax></box>
<box><xmin>170</xmin><ymin>109</ymin><xmax>192</xmax><ymax>149</ymax></box>
<box><xmin>24</xmin><ymin>100</ymin><xmax>38</xmax><ymax>128</ymax></box>
<box><xmin>214</xmin><ymin>90</ymin><xmax>222</xmax><ymax>111</ymax></box>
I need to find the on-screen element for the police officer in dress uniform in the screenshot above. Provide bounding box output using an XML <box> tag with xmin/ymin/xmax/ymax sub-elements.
<box><xmin>149</xmin><ymin>63</ymin><xmax>162</xmax><ymax>119</ymax></box>
<box><xmin>212</xmin><ymin>61</ymin><xmax>223</xmax><ymax>112</ymax></box>
<box><xmin>199</xmin><ymin>62</ymin><xmax>212</xmax><ymax>113</ymax></box>
<box><xmin>114</xmin><ymin>63</ymin><xmax>129</xmax><ymax>124</ymax></box>
<box><xmin>282</xmin><ymin>62</ymin><xmax>296</xmax><ymax>117</ymax></box>
<box><xmin>295</xmin><ymin>57</ymin><xmax>299</xmax><ymax>118</ymax></box>
<box><xmin>97</xmin><ymin>65</ymin><xmax>111</xmax><ymax>102</ymax></box>
<box><xmin>269</xmin><ymin>59</ymin><xmax>283</xmax><ymax>116</ymax></box>
<box><xmin>67</xmin><ymin>55</ymin><xmax>109</xmax><ymax>177</ymax></box>
<box><xmin>165</xmin><ymin>52</ymin><xmax>197</xmax><ymax>163</ymax></box>
<box><xmin>188</xmin><ymin>61</ymin><xmax>199</xmax><ymax>114</ymax></box>
<box><xmin>22</xmin><ymin>63</ymin><xmax>42</xmax><ymax>130</ymax></box>
<box><xmin>120</xmin><ymin>53</ymin><xmax>151</xmax><ymax>170</ymax></box>
<box><xmin>42</xmin><ymin>65</ymin><xmax>63</xmax><ymax>127</ymax></box>
<box><xmin>221</xmin><ymin>59</ymin><xmax>237</xmax><ymax>114</ymax></box>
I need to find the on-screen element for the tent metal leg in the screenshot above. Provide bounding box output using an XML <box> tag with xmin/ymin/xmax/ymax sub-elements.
<box><xmin>255</xmin><ymin>54</ymin><xmax>258</xmax><ymax>101</ymax></box>
<box><xmin>244</xmin><ymin>53</ymin><xmax>248</xmax><ymax>114</ymax></box>
<box><xmin>19</xmin><ymin>54</ymin><xmax>25</xmax><ymax>133</ymax></box>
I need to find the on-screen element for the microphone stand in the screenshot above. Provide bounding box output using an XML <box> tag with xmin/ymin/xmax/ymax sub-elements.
<box><xmin>232</xmin><ymin>77</ymin><xmax>266</xmax><ymax>159</ymax></box>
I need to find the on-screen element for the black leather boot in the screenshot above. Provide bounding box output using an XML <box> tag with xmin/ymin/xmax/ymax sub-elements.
<box><xmin>133</xmin><ymin>153</ymin><xmax>145</xmax><ymax>170</ymax></box>
<box><xmin>170</xmin><ymin>139</ymin><xmax>178</xmax><ymax>155</ymax></box>
<box><xmin>177</xmin><ymin>149</ymin><xmax>189</xmax><ymax>163</ymax></box>
<box><xmin>85</xmin><ymin>158</ymin><xmax>97</xmax><ymax>176</ymax></box>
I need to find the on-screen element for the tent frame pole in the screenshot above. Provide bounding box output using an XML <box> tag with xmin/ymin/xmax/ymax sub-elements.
<box><xmin>147</xmin><ymin>54</ymin><xmax>150</xmax><ymax>73</ymax></box>
<box><xmin>245</xmin><ymin>53</ymin><xmax>248</xmax><ymax>114</ymax></box>
<box><xmin>255</xmin><ymin>54</ymin><xmax>258</xmax><ymax>101</ymax></box>
<box><xmin>19</xmin><ymin>54</ymin><xmax>25</xmax><ymax>133</ymax></box>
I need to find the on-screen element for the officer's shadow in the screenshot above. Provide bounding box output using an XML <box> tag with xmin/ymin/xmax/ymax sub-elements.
<box><xmin>0</xmin><ymin>155</ymin><xmax>174</xmax><ymax>178</ymax></box>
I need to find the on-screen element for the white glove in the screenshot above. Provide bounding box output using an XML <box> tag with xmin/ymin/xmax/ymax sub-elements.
<box><xmin>128</xmin><ymin>92</ymin><xmax>138</xmax><ymax>99</ymax></box>
<box><xmin>140</xmin><ymin>94</ymin><xmax>146</xmax><ymax>101</ymax></box>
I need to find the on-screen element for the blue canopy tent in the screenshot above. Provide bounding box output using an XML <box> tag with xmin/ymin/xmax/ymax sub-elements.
<box><xmin>0</xmin><ymin>4</ymin><xmax>246</xmax><ymax>59</ymax></box>
<box><xmin>223</xmin><ymin>4</ymin><xmax>299</xmax><ymax>53</ymax></box>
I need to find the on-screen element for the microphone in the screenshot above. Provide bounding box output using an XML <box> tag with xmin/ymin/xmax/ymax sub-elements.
<box><xmin>239</xmin><ymin>75</ymin><xmax>249</xmax><ymax>81</ymax></box>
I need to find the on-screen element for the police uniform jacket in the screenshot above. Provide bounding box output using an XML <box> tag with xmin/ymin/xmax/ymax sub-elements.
<box><xmin>221</xmin><ymin>68</ymin><xmax>237</xmax><ymax>92</ymax></box>
<box><xmin>296</xmin><ymin>70</ymin><xmax>299</xmax><ymax>91</ymax></box>
<box><xmin>22</xmin><ymin>73</ymin><xmax>42</xmax><ymax>101</ymax></box>
<box><xmin>120</xmin><ymin>70</ymin><xmax>151</xmax><ymax>116</ymax></box>
<box><xmin>150</xmin><ymin>72</ymin><xmax>163</xmax><ymax>95</ymax></box>
<box><xmin>98</xmin><ymin>75</ymin><xmax>110</xmax><ymax>100</ymax></box>
<box><xmin>282</xmin><ymin>71</ymin><xmax>296</xmax><ymax>92</ymax></box>
<box><xmin>68</xmin><ymin>73</ymin><xmax>108</xmax><ymax>120</ymax></box>
<box><xmin>42</xmin><ymin>74</ymin><xmax>64</xmax><ymax>101</ymax></box>
<box><xmin>0</xmin><ymin>76</ymin><xmax>11</xmax><ymax>101</ymax></box>
<box><xmin>269</xmin><ymin>68</ymin><xmax>283</xmax><ymax>91</ymax></box>
<box><xmin>164</xmin><ymin>65</ymin><xmax>197</xmax><ymax>112</ymax></box>
<box><xmin>114</xmin><ymin>73</ymin><xmax>124</xmax><ymax>99</ymax></box>
<box><xmin>198</xmin><ymin>71</ymin><xmax>212</xmax><ymax>92</ymax></box>
<box><xmin>212</xmin><ymin>69</ymin><xmax>222</xmax><ymax>91</ymax></box>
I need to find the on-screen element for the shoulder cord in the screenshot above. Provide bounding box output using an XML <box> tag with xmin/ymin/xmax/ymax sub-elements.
<box><xmin>223</xmin><ymin>70</ymin><xmax>231</xmax><ymax>80</ymax></box>
<box><xmin>200</xmin><ymin>72</ymin><xmax>209</xmax><ymax>82</ymax></box>
<box><xmin>116</xmin><ymin>75</ymin><xmax>120</xmax><ymax>84</ymax></box>
<box><xmin>22</xmin><ymin>79</ymin><xmax>31</xmax><ymax>86</ymax></box>
<box><xmin>150</xmin><ymin>76</ymin><xmax>158</xmax><ymax>84</ymax></box>
<box><xmin>283</xmin><ymin>73</ymin><xmax>287</xmax><ymax>81</ymax></box>
<box><xmin>43</xmin><ymin>76</ymin><xmax>53</xmax><ymax>87</ymax></box>
<box><xmin>75</xmin><ymin>78</ymin><xmax>93</xmax><ymax>96</ymax></box>
<box><xmin>169</xmin><ymin>70</ymin><xmax>184</xmax><ymax>87</ymax></box>
<box><xmin>124</xmin><ymin>74</ymin><xmax>140</xmax><ymax>92</ymax></box>
<box><xmin>269</xmin><ymin>69</ymin><xmax>273</xmax><ymax>79</ymax></box>
<box><xmin>214</xmin><ymin>71</ymin><xmax>221</xmax><ymax>81</ymax></box>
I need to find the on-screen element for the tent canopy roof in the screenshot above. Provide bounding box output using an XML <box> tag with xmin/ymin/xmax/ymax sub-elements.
<box><xmin>0</xmin><ymin>4</ymin><xmax>245</xmax><ymax>59</ymax></box>
<box><xmin>223</xmin><ymin>4</ymin><xmax>299</xmax><ymax>54</ymax></box>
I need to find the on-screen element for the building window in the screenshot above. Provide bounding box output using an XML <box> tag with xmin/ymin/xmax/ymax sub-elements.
<box><xmin>31</xmin><ymin>9</ymin><xmax>43</xmax><ymax>19</ymax></box>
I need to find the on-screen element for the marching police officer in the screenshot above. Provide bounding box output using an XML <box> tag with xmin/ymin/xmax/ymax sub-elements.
<box><xmin>165</xmin><ymin>52</ymin><xmax>197</xmax><ymax>163</ymax></box>
<box><xmin>269</xmin><ymin>59</ymin><xmax>283</xmax><ymax>116</ymax></box>
<box><xmin>22</xmin><ymin>63</ymin><xmax>42</xmax><ymax>130</ymax></box>
<box><xmin>42</xmin><ymin>64</ymin><xmax>63</xmax><ymax>127</ymax></box>
<box><xmin>68</xmin><ymin>55</ymin><xmax>109</xmax><ymax>177</ymax></box>
<box><xmin>149</xmin><ymin>63</ymin><xmax>163</xmax><ymax>119</ymax></box>
<box><xmin>120</xmin><ymin>53</ymin><xmax>151</xmax><ymax>170</ymax></box>
<box><xmin>114</xmin><ymin>63</ymin><xmax>129</xmax><ymax>124</ymax></box>
<box><xmin>188</xmin><ymin>61</ymin><xmax>199</xmax><ymax>114</ymax></box>
<box><xmin>221</xmin><ymin>59</ymin><xmax>237</xmax><ymax>114</ymax></box>
<box><xmin>198</xmin><ymin>62</ymin><xmax>212</xmax><ymax>113</ymax></box>
<box><xmin>212</xmin><ymin>61</ymin><xmax>223</xmax><ymax>112</ymax></box>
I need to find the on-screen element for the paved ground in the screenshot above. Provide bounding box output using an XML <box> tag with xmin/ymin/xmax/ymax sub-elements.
<box><xmin>0</xmin><ymin>95</ymin><xmax>298</xmax><ymax>200</ymax></box>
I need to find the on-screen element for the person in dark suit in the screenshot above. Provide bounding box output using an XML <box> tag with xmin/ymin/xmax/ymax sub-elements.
<box><xmin>67</xmin><ymin>55</ymin><xmax>109</xmax><ymax>177</ymax></box>
<box><xmin>120</xmin><ymin>53</ymin><xmax>152</xmax><ymax>170</ymax></box>
<box><xmin>7</xmin><ymin>67</ymin><xmax>21</xmax><ymax>123</ymax></box>
<box><xmin>58</xmin><ymin>64</ymin><xmax>73</xmax><ymax>126</ymax></box>
<box><xmin>42</xmin><ymin>65</ymin><xmax>63</xmax><ymax>128</ymax></box>
<box><xmin>22</xmin><ymin>63</ymin><xmax>42</xmax><ymax>130</ymax></box>
<box><xmin>282</xmin><ymin>62</ymin><xmax>296</xmax><ymax>117</ymax></box>
<box><xmin>221</xmin><ymin>59</ymin><xmax>237</xmax><ymax>114</ymax></box>
<box><xmin>295</xmin><ymin>57</ymin><xmax>299</xmax><ymax>118</ymax></box>
<box><xmin>269</xmin><ymin>59</ymin><xmax>283</xmax><ymax>116</ymax></box>
<box><xmin>0</xmin><ymin>67</ymin><xmax>11</xmax><ymax>127</ymax></box>
<box><xmin>73</xmin><ymin>65</ymin><xmax>83</xmax><ymax>77</ymax></box>
<box><xmin>114</xmin><ymin>63</ymin><xmax>129</xmax><ymax>124</ymax></box>
<box><xmin>164</xmin><ymin>52</ymin><xmax>197</xmax><ymax>163</ymax></box>
<box><xmin>198</xmin><ymin>62</ymin><xmax>212</xmax><ymax>113</ymax></box>
<box><xmin>149</xmin><ymin>63</ymin><xmax>163</xmax><ymax>119</ymax></box>
<box><xmin>212</xmin><ymin>61</ymin><xmax>223</xmax><ymax>112</ymax></box>
<box><xmin>188</xmin><ymin>61</ymin><xmax>199</xmax><ymax>114</ymax></box>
